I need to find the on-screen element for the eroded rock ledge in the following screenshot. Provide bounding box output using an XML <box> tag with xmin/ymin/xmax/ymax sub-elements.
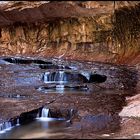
<box><xmin>0</xmin><ymin>56</ymin><xmax>138</xmax><ymax>124</ymax></box>
<box><xmin>0</xmin><ymin>2</ymin><xmax>140</xmax><ymax>138</ymax></box>
<box><xmin>0</xmin><ymin>1</ymin><xmax>139</xmax><ymax>65</ymax></box>
<box><xmin>0</xmin><ymin>1</ymin><xmax>114</xmax><ymax>26</ymax></box>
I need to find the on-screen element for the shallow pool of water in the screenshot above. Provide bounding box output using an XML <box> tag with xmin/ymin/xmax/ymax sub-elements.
<box><xmin>0</xmin><ymin>119</ymin><xmax>72</xmax><ymax>139</ymax></box>
<box><xmin>0</xmin><ymin>57</ymin><xmax>139</xmax><ymax>139</ymax></box>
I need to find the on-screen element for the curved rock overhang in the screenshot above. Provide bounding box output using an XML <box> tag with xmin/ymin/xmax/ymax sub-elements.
<box><xmin>0</xmin><ymin>1</ymin><xmax>139</xmax><ymax>65</ymax></box>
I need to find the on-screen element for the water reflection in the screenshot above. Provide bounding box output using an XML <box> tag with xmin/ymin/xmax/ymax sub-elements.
<box><xmin>0</xmin><ymin>57</ymin><xmax>139</xmax><ymax>139</ymax></box>
<box><xmin>0</xmin><ymin>119</ymin><xmax>71</xmax><ymax>139</ymax></box>
<box><xmin>37</xmin><ymin>84</ymin><xmax>89</xmax><ymax>94</ymax></box>
<box><xmin>0</xmin><ymin>106</ymin><xmax>72</xmax><ymax>139</ymax></box>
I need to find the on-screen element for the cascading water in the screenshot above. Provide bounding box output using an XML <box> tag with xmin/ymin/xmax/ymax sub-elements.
<box><xmin>0</xmin><ymin>122</ymin><xmax>12</xmax><ymax>133</ymax></box>
<box><xmin>40</xmin><ymin>68</ymin><xmax>90</xmax><ymax>93</ymax></box>
<box><xmin>0</xmin><ymin>117</ymin><xmax>21</xmax><ymax>134</ymax></box>
<box><xmin>36</xmin><ymin>107</ymin><xmax>65</xmax><ymax>122</ymax></box>
<box><xmin>43</xmin><ymin>71</ymin><xmax>68</xmax><ymax>84</ymax></box>
<box><xmin>0</xmin><ymin>107</ymin><xmax>69</xmax><ymax>139</ymax></box>
<box><xmin>43</xmin><ymin>72</ymin><xmax>51</xmax><ymax>83</ymax></box>
<box><xmin>55</xmin><ymin>71</ymin><xmax>67</xmax><ymax>83</ymax></box>
<box><xmin>41</xmin><ymin>108</ymin><xmax>49</xmax><ymax>118</ymax></box>
<box><xmin>16</xmin><ymin>119</ymin><xmax>20</xmax><ymax>126</ymax></box>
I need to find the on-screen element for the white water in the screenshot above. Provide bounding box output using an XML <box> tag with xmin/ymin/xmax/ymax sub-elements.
<box><xmin>36</xmin><ymin>107</ymin><xmax>65</xmax><ymax>122</ymax></box>
<box><xmin>36</xmin><ymin>107</ymin><xmax>57</xmax><ymax>121</ymax></box>
<box><xmin>43</xmin><ymin>72</ymin><xmax>50</xmax><ymax>83</ymax></box>
<box><xmin>0</xmin><ymin>118</ymin><xmax>69</xmax><ymax>139</ymax></box>
<box><xmin>0</xmin><ymin>108</ymin><xmax>49</xmax><ymax>134</ymax></box>
<box><xmin>16</xmin><ymin>119</ymin><xmax>20</xmax><ymax>126</ymax></box>
<box><xmin>0</xmin><ymin>122</ymin><xmax>14</xmax><ymax>134</ymax></box>
<box><xmin>44</xmin><ymin>71</ymin><xmax>68</xmax><ymax>84</ymax></box>
<box><xmin>58</xmin><ymin>71</ymin><xmax>65</xmax><ymax>82</ymax></box>
<box><xmin>0</xmin><ymin>106</ymin><xmax>68</xmax><ymax>139</ymax></box>
<box><xmin>41</xmin><ymin>108</ymin><xmax>49</xmax><ymax>118</ymax></box>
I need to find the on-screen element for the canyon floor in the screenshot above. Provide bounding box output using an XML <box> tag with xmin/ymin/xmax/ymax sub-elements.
<box><xmin>0</xmin><ymin>1</ymin><xmax>140</xmax><ymax>139</ymax></box>
<box><xmin>0</xmin><ymin>56</ymin><xmax>140</xmax><ymax>139</ymax></box>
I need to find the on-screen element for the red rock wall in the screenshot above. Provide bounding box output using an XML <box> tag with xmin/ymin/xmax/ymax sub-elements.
<box><xmin>0</xmin><ymin>1</ymin><xmax>139</xmax><ymax>65</ymax></box>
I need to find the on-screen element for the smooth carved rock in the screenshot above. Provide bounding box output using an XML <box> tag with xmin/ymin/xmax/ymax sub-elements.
<box><xmin>119</xmin><ymin>94</ymin><xmax>140</xmax><ymax>118</ymax></box>
<box><xmin>0</xmin><ymin>1</ymin><xmax>139</xmax><ymax>64</ymax></box>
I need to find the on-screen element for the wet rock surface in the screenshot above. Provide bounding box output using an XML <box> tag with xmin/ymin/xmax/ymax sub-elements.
<box><xmin>0</xmin><ymin>1</ymin><xmax>140</xmax><ymax>139</ymax></box>
<box><xmin>0</xmin><ymin>56</ymin><xmax>140</xmax><ymax>139</ymax></box>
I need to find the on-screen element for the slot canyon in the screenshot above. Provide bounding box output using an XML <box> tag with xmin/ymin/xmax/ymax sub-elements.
<box><xmin>0</xmin><ymin>1</ymin><xmax>140</xmax><ymax>139</ymax></box>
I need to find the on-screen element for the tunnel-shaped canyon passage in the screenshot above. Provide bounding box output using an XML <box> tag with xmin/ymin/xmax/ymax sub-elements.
<box><xmin>0</xmin><ymin>1</ymin><xmax>140</xmax><ymax>139</ymax></box>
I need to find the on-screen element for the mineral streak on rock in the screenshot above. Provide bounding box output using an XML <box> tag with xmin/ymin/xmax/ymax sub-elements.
<box><xmin>0</xmin><ymin>1</ymin><xmax>139</xmax><ymax>65</ymax></box>
<box><xmin>0</xmin><ymin>1</ymin><xmax>140</xmax><ymax>139</ymax></box>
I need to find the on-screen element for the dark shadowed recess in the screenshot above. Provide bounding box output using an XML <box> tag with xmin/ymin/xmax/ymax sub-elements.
<box><xmin>3</xmin><ymin>57</ymin><xmax>52</xmax><ymax>65</ymax></box>
<box><xmin>39</xmin><ymin>64</ymin><xmax>71</xmax><ymax>70</ymax></box>
<box><xmin>0</xmin><ymin>106</ymin><xmax>73</xmax><ymax>128</ymax></box>
<box><xmin>89</xmin><ymin>74</ymin><xmax>107</xmax><ymax>83</ymax></box>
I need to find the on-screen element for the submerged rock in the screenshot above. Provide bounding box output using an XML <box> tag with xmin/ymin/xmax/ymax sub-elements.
<box><xmin>80</xmin><ymin>114</ymin><xmax>120</xmax><ymax>132</ymax></box>
<box><xmin>0</xmin><ymin>1</ymin><xmax>140</xmax><ymax>137</ymax></box>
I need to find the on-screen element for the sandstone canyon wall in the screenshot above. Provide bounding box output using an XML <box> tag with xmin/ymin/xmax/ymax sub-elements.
<box><xmin>0</xmin><ymin>1</ymin><xmax>139</xmax><ymax>65</ymax></box>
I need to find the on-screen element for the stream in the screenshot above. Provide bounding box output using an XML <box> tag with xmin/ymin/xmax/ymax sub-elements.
<box><xmin>0</xmin><ymin>56</ymin><xmax>139</xmax><ymax>139</ymax></box>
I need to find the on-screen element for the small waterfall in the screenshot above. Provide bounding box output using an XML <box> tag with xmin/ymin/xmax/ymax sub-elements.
<box><xmin>16</xmin><ymin>118</ymin><xmax>20</xmax><ymax>126</ymax></box>
<box><xmin>4</xmin><ymin>122</ymin><xmax>12</xmax><ymax>131</ymax></box>
<box><xmin>41</xmin><ymin>108</ymin><xmax>49</xmax><ymax>118</ymax></box>
<box><xmin>0</xmin><ymin>121</ymin><xmax>13</xmax><ymax>133</ymax></box>
<box><xmin>0</xmin><ymin>117</ymin><xmax>21</xmax><ymax>134</ymax></box>
<box><xmin>44</xmin><ymin>72</ymin><xmax>51</xmax><ymax>83</ymax></box>
<box><xmin>36</xmin><ymin>107</ymin><xmax>56</xmax><ymax>122</ymax></box>
<box><xmin>44</xmin><ymin>71</ymin><xmax>67</xmax><ymax>84</ymax></box>
<box><xmin>55</xmin><ymin>71</ymin><xmax>67</xmax><ymax>83</ymax></box>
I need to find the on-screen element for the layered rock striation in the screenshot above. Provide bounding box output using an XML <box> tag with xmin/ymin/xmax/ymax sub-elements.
<box><xmin>0</xmin><ymin>1</ymin><xmax>139</xmax><ymax>65</ymax></box>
